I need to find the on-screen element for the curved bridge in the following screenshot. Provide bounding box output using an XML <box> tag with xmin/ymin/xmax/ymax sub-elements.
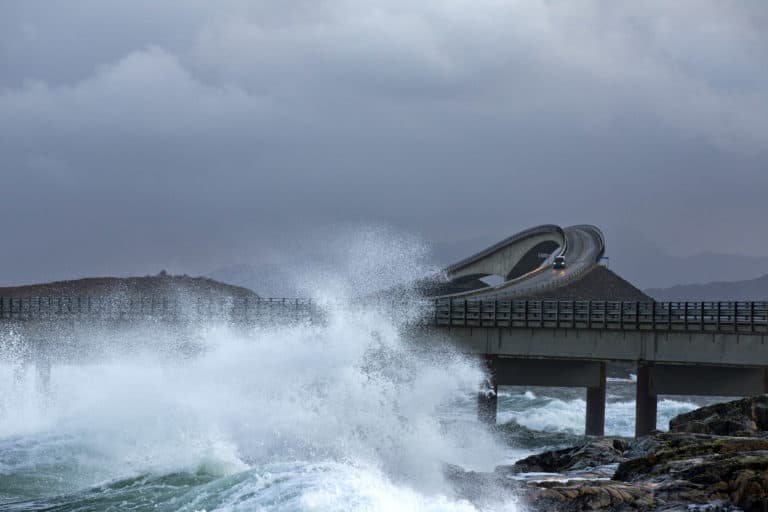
<box><xmin>440</xmin><ymin>224</ymin><xmax>605</xmax><ymax>298</ymax></box>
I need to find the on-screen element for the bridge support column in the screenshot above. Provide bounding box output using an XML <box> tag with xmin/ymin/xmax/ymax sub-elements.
<box><xmin>478</xmin><ymin>355</ymin><xmax>498</xmax><ymax>425</ymax></box>
<box><xmin>585</xmin><ymin>362</ymin><xmax>606</xmax><ymax>436</ymax></box>
<box><xmin>635</xmin><ymin>362</ymin><xmax>657</xmax><ymax>438</ymax></box>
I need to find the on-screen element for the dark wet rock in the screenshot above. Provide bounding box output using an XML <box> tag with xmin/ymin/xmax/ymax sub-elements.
<box><xmin>492</xmin><ymin>420</ymin><xmax>587</xmax><ymax>450</ymax></box>
<box><xmin>497</xmin><ymin>438</ymin><xmax>629</xmax><ymax>474</ymax></box>
<box><xmin>613</xmin><ymin>432</ymin><xmax>768</xmax><ymax>511</ymax></box>
<box><xmin>525</xmin><ymin>479</ymin><xmax>655</xmax><ymax>511</ymax></box>
<box><xmin>615</xmin><ymin>433</ymin><xmax>768</xmax><ymax>482</ymax></box>
<box><xmin>669</xmin><ymin>394</ymin><xmax>768</xmax><ymax>437</ymax></box>
<box><xmin>448</xmin><ymin>396</ymin><xmax>768</xmax><ymax>511</ymax></box>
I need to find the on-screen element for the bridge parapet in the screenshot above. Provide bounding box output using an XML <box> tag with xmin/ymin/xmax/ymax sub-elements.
<box><xmin>0</xmin><ymin>296</ymin><xmax>319</xmax><ymax>325</ymax></box>
<box><xmin>433</xmin><ymin>299</ymin><xmax>768</xmax><ymax>334</ymax></box>
<box><xmin>3</xmin><ymin>296</ymin><xmax>768</xmax><ymax>335</ymax></box>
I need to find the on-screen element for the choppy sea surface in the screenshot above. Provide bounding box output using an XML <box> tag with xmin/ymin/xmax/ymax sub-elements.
<box><xmin>0</xmin><ymin>304</ymin><xmax>716</xmax><ymax>512</ymax></box>
<box><xmin>0</xmin><ymin>231</ymin><xmax>716</xmax><ymax>512</ymax></box>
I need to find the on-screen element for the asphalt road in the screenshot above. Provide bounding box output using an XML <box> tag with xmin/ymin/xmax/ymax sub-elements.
<box><xmin>439</xmin><ymin>225</ymin><xmax>604</xmax><ymax>299</ymax></box>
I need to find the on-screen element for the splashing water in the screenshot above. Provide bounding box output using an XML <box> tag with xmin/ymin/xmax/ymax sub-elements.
<box><xmin>0</xmin><ymin>227</ymin><xmax>721</xmax><ymax>511</ymax></box>
<box><xmin>0</xmin><ymin>228</ymin><xmax>518</xmax><ymax>511</ymax></box>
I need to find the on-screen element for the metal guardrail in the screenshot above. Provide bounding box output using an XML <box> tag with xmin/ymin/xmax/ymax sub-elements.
<box><xmin>2</xmin><ymin>297</ymin><xmax>767</xmax><ymax>335</ymax></box>
<box><xmin>433</xmin><ymin>299</ymin><xmax>768</xmax><ymax>334</ymax></box>
<box><xmin>0</xmin><ymin>296</ymin><xmax>318</xmax><ymax>324</ymax></box>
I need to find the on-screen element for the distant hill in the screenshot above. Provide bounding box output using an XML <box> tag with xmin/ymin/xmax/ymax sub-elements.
<box><xmin>0</xmin><ymin>273</ymin><xmax>259</xmax><ymax>299</ymax></box>
<box><xmin>646</xmin><ymin>274</ymin><xmax>768</xmax><ymax>301</ymax></box>
<box><xmin>525</xmin><ymin>266</ymin><xmax>653</xmax><ymax>302</ymax></box>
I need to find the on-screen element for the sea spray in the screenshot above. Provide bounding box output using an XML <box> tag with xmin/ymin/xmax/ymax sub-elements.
<box><xmin>0</xmin><ymin>227</ymin><xmax>519</xmax><ymax>511</ymax></box>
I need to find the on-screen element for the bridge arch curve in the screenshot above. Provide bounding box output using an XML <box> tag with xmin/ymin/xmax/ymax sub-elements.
<box><xmin>445</xmin><ymin>224</ymin><xmax>565</xmax><ymax>283</ymax></box>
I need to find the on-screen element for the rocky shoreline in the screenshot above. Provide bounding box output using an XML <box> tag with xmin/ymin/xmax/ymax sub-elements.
<box><xmin>448</xmin><ymin>395</ymin><xmax>768</xmax><ymax>511</ymax></box>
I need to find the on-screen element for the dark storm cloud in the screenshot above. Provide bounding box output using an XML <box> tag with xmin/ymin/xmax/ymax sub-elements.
<box><xmin>1</xmin><ymin>1</ymin><xmax>767</xmax><ymax>284</ymax></box>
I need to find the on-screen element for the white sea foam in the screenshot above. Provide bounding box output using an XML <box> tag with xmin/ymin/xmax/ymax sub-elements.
<box><xmin>500</xmin><ymin>393</ymin><xmax>700</xmax><ymax>437</ymax></box>
<box><xmin>0</xmin><ymin>227</ymin><xmax>519</xmax><ymax>511</ymax></box>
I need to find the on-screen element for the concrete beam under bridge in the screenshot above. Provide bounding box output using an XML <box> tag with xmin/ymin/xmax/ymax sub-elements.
<box><xmin>431</xmin><ymin>326</ymin><xmax>768</xmax><ymax>367</ymax></box>
<box><xmin>634</xmin><ymin>363</ymin><xmax>768</xmax><ymax>437</ymax></box>
<box><xmin>477</xmin><ymin>356</ymin><xmax>607</xmax><ymax>436</ymax></box>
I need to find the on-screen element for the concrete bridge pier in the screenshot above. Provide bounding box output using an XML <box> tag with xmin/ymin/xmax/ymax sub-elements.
<box><xmin>585</xmin><ymin>362</ymin><xmax>607</xmax><ymax>436</ymax></box>
<box><xmin>634</xmin><ymin>362</ymin><xmax>768</xmax><ymax>438</ymax></box>
<box><xmin>475</xmin><ymin>355</ymin><xmax>606</xmax><ymax>435</ymax></box>
<box><xmin>635</xmin><ymin>363</ymin><xmax>658</xmax><ymax>438</ymax></box>
<box><xmin>478</xmin><ymin>355</ymin><xmax>498</xmax><ymax>424</ymax></box>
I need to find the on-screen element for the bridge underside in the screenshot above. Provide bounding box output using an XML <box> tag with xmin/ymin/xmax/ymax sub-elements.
<box><xmin>477</xmin><ymin>354</ymin><xmax>768</xmax><ymax>438</ymax></box>
<box><xmin>420</xmin><ymin>325</ymin><xmax>768</xmax><ymax>437</ymax></box>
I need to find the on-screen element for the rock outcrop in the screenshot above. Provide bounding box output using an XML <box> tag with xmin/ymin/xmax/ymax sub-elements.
<box><xmin>447</xmin><ymin>395</ymin><xmax>768</xmax><ymax>511</ymax></box>
<box><xmin>669</xmin><ymin>395</ymin><xmax>768</xmax><ymax>436</ymax></box>
<box><xmin>500</xmin><ymin>438</ymin><xmax>629</xmax><ymax>474</ymax></box>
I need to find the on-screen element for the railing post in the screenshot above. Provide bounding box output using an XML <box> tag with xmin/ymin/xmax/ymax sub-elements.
<box><xmin>667</xmin><ymin>302</ymin><xmax>672</xmax><ymax>330</ymax></box>
<box><xmin>619</xmin><ymin>302</ymin><xmax>624</xmax><ymax>330</ymax></box>
<box><xmin>524</xmin><ymin>300</ymin><xmax>528</xmax><ymax>328</ymax></box>
<box><xmin>570</xmin><ymin>300</ymin><xmax>575</xmax><ymax>329</ymax></box>
<box><xmin>635</xmin><ymin>301</ymin><xmax>639</xmax><ymax>330</ymax></box>
<box><xmin>700</xmin><ymin>302</ymin><xmax>705</xmax><ymax>331</ymax></box>
<box><xmin>602</xmin><ymin>300</ymin><xmax>607</xmax><ymax>329</ymax></box>
<box><xmin>478</xmin><ymin>299</ymin><xmax>483</xmax><ymax>327</ymax></box>
<box><xmin>716</xmin><ymin>301</ymin><xmax>721</xmax><ymax>331</ymax></box>
<box><xmin>684</xmin><ymin>302</ymin><xmax>688</xmax><ymax>331</ymax></box>
<box><xmin>751</xmin><ymin>302</ymin><xmax>756</xmax><ymax>333</ymax></box>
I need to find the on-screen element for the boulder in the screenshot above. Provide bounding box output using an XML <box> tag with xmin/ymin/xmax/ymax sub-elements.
<box><xmin>447</xmin><ymin>396</ymin><xmax>768</xmax><ymax>511</ymax></box>
<box><xmin>498</xmin><ymin>438</ymin><xmax>629</xmax><ymax>474</ymax></box>
<box><xmin>615</xmin><ymin>433</ymin><xmax>768</xmax><ymax>481</ymax></box>
<box><xmin>669</xmin><ymin>395</ymin><xmax>768</xmax><ymax>437</ymax></box>
<box><xmin>525</xmin><ymin>480</ymin><xmax>654</xmax><ymax>511</ymax></box>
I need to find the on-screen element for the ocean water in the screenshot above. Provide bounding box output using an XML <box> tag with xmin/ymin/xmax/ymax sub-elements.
<box><xmin>0</xmin><ymin>232</ymin><xmax>707</xmax><ymax>511</ymax></box>
<box><xmin>0</xmin><ymin>304</ymin><xmax>710</xmax><ymax>512</ymax></box>
<box><xmin>0</xmin><ymin>303</ymin><xmax>520</xmax><ymax>512</ymax></box>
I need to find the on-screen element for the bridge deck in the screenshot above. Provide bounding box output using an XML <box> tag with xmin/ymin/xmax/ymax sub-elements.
<box><xmin>3</xmin><ymin>295</ymin><xmax>768</xmax><ymax>438</ymax></box>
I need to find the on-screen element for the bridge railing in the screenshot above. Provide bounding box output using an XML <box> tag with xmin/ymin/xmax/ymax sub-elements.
<box><xmin>3</xmin><ymin>296</ymin><xmax>768</xmax><ymax>334</ymax></box>
<box><xmin>433</xmin><ymin>299</ymin><xmax>768</xmax><ymax>334</ymax></box>
<box><xmin>0</xmin><ymin>296</ymin><xmax>319</xmax><ymax>325</ymax></box>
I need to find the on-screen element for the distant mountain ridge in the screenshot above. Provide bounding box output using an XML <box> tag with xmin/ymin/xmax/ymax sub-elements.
<box><xmin>605</xmin><ymin>227</ymin><xmax>768</xmax><ymax>289</ymax></box>
<box><xmin>646</xmin><ymin>274</ymin><xmax>768</xmax><ymax>301</ymax></box>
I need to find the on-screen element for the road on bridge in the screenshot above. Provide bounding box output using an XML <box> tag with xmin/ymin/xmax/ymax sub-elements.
<box><xmin>440</xmin><ymin>225</ymin><xmax>604</xmax><ymax>299</ymax></box>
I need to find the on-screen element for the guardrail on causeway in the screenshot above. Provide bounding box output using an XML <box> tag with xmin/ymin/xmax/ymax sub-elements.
<box><xmin>0</xmin><ymin>297</ymin><xmax>318</xmax><ymax>323</ymax></box>
<box><xmin>434</xmin><ymin>299</ymin><xmax>768</xmax><ymax>333</ymax></box>
<box><xmin>1</xmin><ymin>297</ymin><xmax>767</xmax><ymax>334</ymax></box>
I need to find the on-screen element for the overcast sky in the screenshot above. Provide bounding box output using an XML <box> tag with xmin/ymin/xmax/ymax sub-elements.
<box><xmin>1</xmin><ymin>1</ymin><xmax>767</xmax><ymax>285</ymax></box>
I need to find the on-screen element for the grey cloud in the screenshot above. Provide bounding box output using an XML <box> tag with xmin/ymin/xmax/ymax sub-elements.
<box><xmin>0</xmin><ymin>0</ymin><xmax>766</xmax><ymax>285</ymax></box>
